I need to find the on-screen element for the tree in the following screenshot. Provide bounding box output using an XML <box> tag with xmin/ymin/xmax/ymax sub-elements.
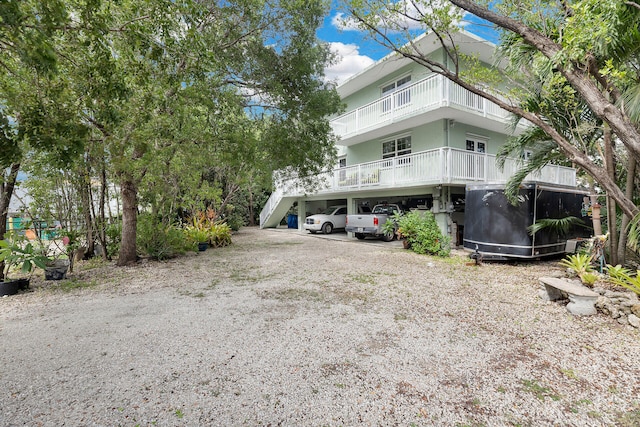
<box><xmin>2</xmin><ymin>0</ymin><xmax>341</xmax><ymax>267</ymax></box>
<box><xmin>344</xmin><ymin>0</ymin><xmax>640</xmax><ymax>221</ymax></box>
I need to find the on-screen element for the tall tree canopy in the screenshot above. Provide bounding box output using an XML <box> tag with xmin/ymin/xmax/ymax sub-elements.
<box><xmin>1</xmin><ymin>0</ymin><xmax>341</xmax><ymax>267</ymax></box>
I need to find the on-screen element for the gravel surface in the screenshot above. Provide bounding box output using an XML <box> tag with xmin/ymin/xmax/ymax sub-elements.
<box><xmin>1</xmin><ymin>227</ymin><xmax>639</xmax><ymax>426</ymax></box>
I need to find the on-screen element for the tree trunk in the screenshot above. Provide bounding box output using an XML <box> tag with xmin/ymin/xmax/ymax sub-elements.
<box><xmin>79</xmin><ymin>169</ymin><xmax>95</xmax><ymax>259</ymax></box>
<box><xmin>617</xmin><ymin>157</ymin><xmax>637</xmax><ymax>264</ymax></box>
<box><xmin>98</xmin><ymin>160</ymin><xmax>108</xmax><ymax>260</ymax></box>
<box><xmin>603</xmin><ymin>127</ymin><xmax>618</xmax><ymax>266</ymax></box>
<box><xmin>118</xmin><ymin>178</ymin><xmax>138</xmax><ymax>266</ymax></box>
<box><xmin>0</xmin><ymin>163</ymin><xmax>20</xmax><ymax>281</ymax></box>
<box><xmin>248</xmin><ymin>189</ymin><xmax>255</xmax><ymax>226</ymax></box>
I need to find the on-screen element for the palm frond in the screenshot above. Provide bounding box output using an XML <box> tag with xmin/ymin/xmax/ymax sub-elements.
<box><xmin>528</xmin><ymin>216</ymin><xmax>586</xmax><ymax>236</ymax></box>
<box><xmin>627</xmin><ymin>212</ymin><xmax>640</xmax><ymax>252</ymax></box>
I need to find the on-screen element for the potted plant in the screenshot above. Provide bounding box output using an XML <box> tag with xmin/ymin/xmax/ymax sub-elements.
<box><xmin>0</xmin><ymin>231</ymin><xmax>49</xmax><ymax>296</ymax></box>
<box><xmin>41</xmin><ymin>229</ymin><xmax>82</xmax><ymax>280</ymax></box>
<box><xmin>185</xmin><ymin>227</ymin><xmax>210</xmax><ymax>251</ymax></box>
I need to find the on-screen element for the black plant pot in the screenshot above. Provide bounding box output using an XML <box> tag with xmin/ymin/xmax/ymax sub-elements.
<box><xmin>198</xmin><ymin>242</ymin><xmax>209</xmax><ymax>252</ymax></box>
<box><xmin>0</xmin><ymin>278</ymin><xmax>30</xmax><ymax>296</ymax></box>
<box><xmin>44</xmin><ymin>261</ymin><xmax>70</xmax><ymax>280</ymax></box>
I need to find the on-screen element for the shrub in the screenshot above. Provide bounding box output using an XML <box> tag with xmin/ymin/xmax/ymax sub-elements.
<box><xmin>607</xmin><ymin>264</ymin><xmax>640</xmax><ymax>295</ymax></box>
<box><xmin>209</xmin><ymin>221</ymin><xmax>232</xmax><ymax>247</ymax></box>
<box><xmin>136</xmin><ymin>214</ymin><xmax>189</xmax><ymax>260</ymax></box>
<box><xmin>184</xmin><ymin>210</ymin><xmax>233</xmax><ymax>248</ymax></box>
<box><xmin>579</xmin><ymin>271</ymin><xmax>599</xmax><ymax>287</ymax></box>
<box><xmin>559</xmin><ymin>253</ymin><xmax>593</xmax><ymax>278</ymax></box>
<box><xmin>390</xmin><ymin>210</ymin><xmax>450</xmax><ymax>257</ymax></box>
<box><xmin>105</xmin><ymin>221</ymin><xmax>122</xmax><ymax>259</ymax></box>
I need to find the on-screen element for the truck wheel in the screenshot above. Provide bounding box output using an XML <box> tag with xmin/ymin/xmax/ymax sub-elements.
<box><xmin>322</xmin><ymin>223</ymin><xmax>333</xmax><ymax>234</ymax></box>
<box><xmin>309</xmin><ymin>230</ymin><xmax>317</xmax><ymax>234</ymax></box>
<box><xmin>355</xmin><ymin>233</ymin><xmax>366</xmax><ymax>240</ymax></box>
<box><xmin>381</xmin><ymin>230</ymin><xmax>395</xmax><ymax>242</ymax></box>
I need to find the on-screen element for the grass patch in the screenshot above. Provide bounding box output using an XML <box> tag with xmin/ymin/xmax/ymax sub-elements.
<box><xmin>560</xmin><ymin>368</ymin><xmax>579</xmax><ymax>380</ymax></box>
<box><xmin>49</xmin><ymin>278</ymin><xmax>98</xmax><ymax>292</ymax></box>
<box><xmin>229</xmin><ymin>270</ymin><xmax>276</xmax><ymax>284</ymax></box>
<box><xmin>345</xmin><ymin>272</ymin><xmax>378</xmax><ymax>285</ymax></box>
<box><xmin>616</xmin><ymin>408</ymin><xmax>640</xmax><ymax>427</ymax></box>
<box><xmin>260</xmin><ymin>287</ymin><xmax>324</xmax><ymax>302</ymax></box>
<box><xmin>521</xmin><ymin>379</ymin><xmax>561</xmax><ymax>401</ymax></box>
<box><xmin>75</xmin><ymin>257</ymin><xmax>109</xmax><ymax>271</ymax></box>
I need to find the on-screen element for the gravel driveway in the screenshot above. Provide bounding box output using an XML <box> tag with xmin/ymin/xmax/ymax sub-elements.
<box><xmin>1</xmin><ymin>227</ymin><xmax>639</xmax><ymax>426</ymax></box>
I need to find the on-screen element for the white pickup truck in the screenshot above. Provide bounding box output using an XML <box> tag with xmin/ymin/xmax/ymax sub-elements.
<box><xmin>345</xmin><ymin>204</ymin><xmax>402</xmax><ymax>241</ymax></box>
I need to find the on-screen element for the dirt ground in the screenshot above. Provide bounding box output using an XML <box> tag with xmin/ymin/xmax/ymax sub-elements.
<box><xmin>1</xmin><ymin>227</ymin><xmax>639</xmax><ymax>426</ymax></box>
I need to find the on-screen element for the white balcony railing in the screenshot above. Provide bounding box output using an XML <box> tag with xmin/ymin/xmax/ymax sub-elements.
<box><xmin>330</xmin><ymin>74</ymin><xmax>510</xmax><ymax>140</ymax></box>
<box><xmin>260</xmin><ymin>148</ymin><xmax>577</xmax><ymax>226</ymax></box>
<box><xmin>275</xmin><ymin>147</ymin><xmax>575</xmax><ymax>197</ymax></box>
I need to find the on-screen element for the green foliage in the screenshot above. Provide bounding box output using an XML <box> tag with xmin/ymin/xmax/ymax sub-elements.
<box><xmin>136</xmin><ymin>214</ymin><xmax>189</xmax><ymax>261</ymax></box>
<box><xmin>183</xmin><ymin>210</ymin><xmax>232</xmax><ymax>249</ymax></box>
<box><xmin>0</xmin><ymin>231</ymin><xmax>49</xmax><ymax>279</ymax></box>
<box><xmin>528</xmin><ymin>216</ymin><xmax>586</xmax><ymax>237</ymax></box>
<box><xmin>390</xmin><ymin>210</ymin><xmax>450</xmax><ymax>257</ymax></box>
<box><xmin>579</xmin><ymin>271</ymin><xmax>599</xmax><ymax>287</ymax></box>
<box><xmin>559</xmin><ymin>253</ymin><xmax>594</xmax><ymax>278</ymax></box>
<box><xmin>209</xmin><ymin>221</ymin><xmax>232</xmax><ymax>248</ymax></box>
<box><xmin>184</xmin><ymin>228</ymin><xmax>210</xmax><ymax>245</ymax></box>
<box><xmin>105</xmin><ymin>222</ymin><xmax>122</xmax><ymax>260</ymax></box>
<box><xmin>606</xmin><ymin>264</ymin><xmax>640</xmax><ymax>295</ymax></box>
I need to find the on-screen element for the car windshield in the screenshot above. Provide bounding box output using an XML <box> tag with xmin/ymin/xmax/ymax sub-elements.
<box><xmin>372</xmin><ymin>205</ymin><xmax>397</xmax><ymax>215</ymax></box>
<box><xmin>322</xmin><ymin>207</ymin><xmax>340</xmax><ymax>215</ymax></box>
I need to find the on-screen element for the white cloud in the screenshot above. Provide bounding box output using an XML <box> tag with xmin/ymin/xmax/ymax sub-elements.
<box><xmin>331</xmin><ymin>12</ymin><xmax>362</xmax><ymax>32</ymax></box>
<box><xmin>332</xmin><ymin>1</ymin><xmax>460</xmax><ymax>34</ymax></box>
<box><xmin>324</xmin><ymin>42</ymin><xmax>375</xmax><ymax>85</ymax></box>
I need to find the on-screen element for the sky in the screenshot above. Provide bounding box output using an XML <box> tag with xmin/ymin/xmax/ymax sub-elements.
<box><xmin>317</xmin><ymin>3</ymin><xmax>499</xmax><ymax>85</ymax></box>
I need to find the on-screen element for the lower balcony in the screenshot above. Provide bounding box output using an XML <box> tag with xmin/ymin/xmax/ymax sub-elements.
<box><xmin>259</xmin><ymin>148</ymin><xmax>576</xmax><ymax>227</ymax></box>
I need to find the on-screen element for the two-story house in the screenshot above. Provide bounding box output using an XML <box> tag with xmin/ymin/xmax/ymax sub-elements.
<box><xmin>259</xmin><ymin>30</ymin><xmax>578</xmax><ymax>251</ymax></box>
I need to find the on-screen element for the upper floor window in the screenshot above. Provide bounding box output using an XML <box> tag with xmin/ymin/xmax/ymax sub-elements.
<box><xmin>466</xmin><ymin>137</ymin><xmax>487</xmax><ymax>153</ymax></box>
<box><xmin>383</xmin><ymin>135</ymin><xmax>412</xmax><ymax>164</ymax></box>
<box><xmin>382</xmin><ymin>75</ymin><xmax>412</xmax><ymax>111</ymax></box>
<box><xmin>338</xmin><ymin>156</ymin><xmax>347</xmax><ymax>180</ymax></box>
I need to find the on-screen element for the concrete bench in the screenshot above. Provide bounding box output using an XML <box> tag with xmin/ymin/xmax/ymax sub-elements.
<box><xmin>539</xmin><ymin>277</ymin><xmax>599</xmax><ymax>316</ymax></box>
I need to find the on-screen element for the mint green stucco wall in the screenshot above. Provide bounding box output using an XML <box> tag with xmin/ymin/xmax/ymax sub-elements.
<box><xmin>447</xmin><ymin>124</ymin><xmax>509</xmax><ymax>155</ymax></box>
<box><xmin>343</xmin><ymin>120</ymin><xmax>510</xmax><ymax>165</ymax></box>
<box><xmin>341</xmin><ymin>52</ymin><xmax>442</xmax><ymax>111</ymax></box>
<box><xmin>344</xmin><ymin>120</ymin><xmax>447</xmax><ymax>165</ymax></box>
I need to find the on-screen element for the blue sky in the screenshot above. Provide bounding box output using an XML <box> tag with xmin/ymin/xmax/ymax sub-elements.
<box><xmin>317</xmin><ymin>4</ymin><xmax>499</xmax><ymax>84</ymax></box>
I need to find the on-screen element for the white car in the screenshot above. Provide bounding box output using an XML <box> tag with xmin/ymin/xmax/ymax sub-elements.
<box><xmin>303</xmin><ymin>205</ymin><xmax>348</xmax><ymax>234</ymax></box>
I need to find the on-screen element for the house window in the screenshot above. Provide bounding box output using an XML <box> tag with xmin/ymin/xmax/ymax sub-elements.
<box><xmin>465</xmin><ymin>136</ymin><xmax>488</xmax><ymax>179</ymax></box>
<box><xmin>466</xmin><ymin>138</ymin><xmax>486</xmax><ymax>153</ymax></box>
<box><xmin>522</xmin><ymin>150</ymin><xmax>533</xmax><ymax>161</ymax></box>
<box><xmin>382</xmin><ymin>136</ymin><xmax>412</xmax><ymax>165</ymax></box>
<box><xmin>382</xmin><ymin>75</ymin><xmax>412</xmax><ymax>112</ymax></box>
<box><xmin>338</xmin><ymin>156</ymin><xmax>347</xmax><ymax>181</ymax></box>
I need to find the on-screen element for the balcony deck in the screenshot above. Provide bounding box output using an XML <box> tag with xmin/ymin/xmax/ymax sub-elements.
<box><xmin>259</xmin><ymin>148</ymin><xmax>576</xmax><ymax>227</ymax></box>
<box><xmin>330</xmin><ymin>74</ymin><xmax>519</xmax><ymax>144</ymax></box>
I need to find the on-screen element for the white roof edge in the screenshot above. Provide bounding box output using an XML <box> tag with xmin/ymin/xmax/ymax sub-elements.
<box><xmin>337</xmin><ymin>30</ymin><xmax>496</xmax><ymax>98</ymax></box>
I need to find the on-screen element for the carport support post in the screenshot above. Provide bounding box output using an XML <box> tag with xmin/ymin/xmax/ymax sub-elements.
<box><xmin>347</xmin><ymin>196</ymin><xmax>356</xmax><ymax>238</ymax></box>
<box><xmin>296</xmin><ymin>201</ymin><xmax>305</xmax><ymax>230</ymax></box>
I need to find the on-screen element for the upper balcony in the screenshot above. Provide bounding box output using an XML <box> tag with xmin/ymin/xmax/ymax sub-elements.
<box><xmin>330</xmin><ymin>74</ymin><xmax>521</xmax><ymax>146</ymax></box>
